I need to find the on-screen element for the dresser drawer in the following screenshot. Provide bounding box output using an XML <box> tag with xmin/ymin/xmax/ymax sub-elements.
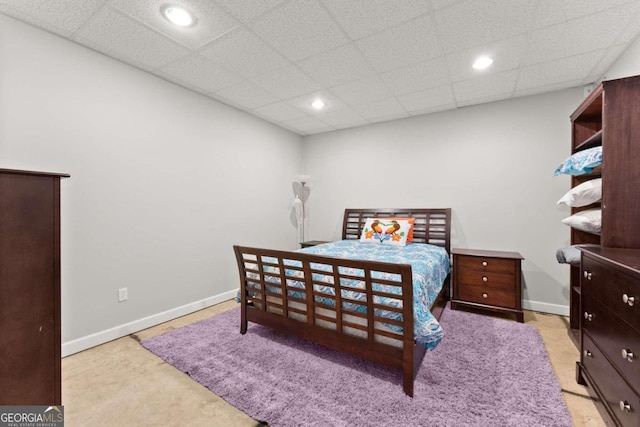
<box><xmin>582</xmin><ymin>333</ymin><xmax>640</xmax><ymax>427</ymax></box>
<box><xmin>582</xmin><ymin>255</ymin><xmax>640</xmax><ymax>328</ymax></box>
<box><xmin>583</xmin><ymin>297</ymin><xmax>640</xmax><ymax>395</ymax></box>
<box><xmin>456</xmin><ymin>255</ymin><xmax>516</xmax><ymax>274</ymax></box>
<box><xmin>457</xmin><ymin>286</ymin><xmax>516</xmax><ymax>309</ymax></box>
<box><xmin>457</xmin><ymin>269</ymin><xmax>515</xmax><ymax>291</ymax></box>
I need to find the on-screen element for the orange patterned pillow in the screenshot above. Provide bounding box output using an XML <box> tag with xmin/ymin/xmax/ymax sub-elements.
<box><xmin>378</xmin><ymin>217</ymin><xmax>415</xmax><ymax>242</ymax></box>
<box><xmin>360</xmin><ymin>218</ymin><xmax>412</xmax><ymax>246</ymax></box>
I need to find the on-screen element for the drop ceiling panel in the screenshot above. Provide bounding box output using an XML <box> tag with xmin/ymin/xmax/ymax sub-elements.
<box><xmin>250</xmin><ymin>64</ymin><xmax>323</xmax><ymax>100</ymax></box>
<box><xmin>214</xmin><ymin>81</ymin><xmax>280</xmax><ymax>109</ymax></box>
<box><xmin>455</xmin><ymin>92</ymin><xmax>512</xmax><ymax>108</ymax></box>
<box><xmin>281</xmin><ymin>115</ymin><xmax>334</xmax><ymax>134</ymax></box>
<box><xmin>159</xmin><ymin>54</ymin><xmax>242</xmax><ymax>93</ymax></box>
<box><xmin>381</xmin><ymin>57</ymin><xmax>450</xmax><ymax>95</ymax></box>
<box><xmin>0</xmin><ymin>0</ymin><xmax>107</xmax><ymax>36</ymax></box>
<box><xmin>525</xmin><ymin>4</ymin><xmax>640</xmax><ymax>66</ymax></box>
<box><xmin>330</xmin><ymin>76</ymin><xmax>395</xmax><ymax>107</ymax></box>
<box><xmin>73</xmin><ymin>7</ymin><xmax>191</xmax><ymax>71</ymax></box>
<box><xmin>249</xmin><ymin>0</ymin><xmax>349</xmax><ymax>62</ymax></box>
<box><xmin>317</xmin><ymin>108</ymin><xmax>368</xmax><ymax>129</ymax></box>
<box><xmin>428</xmin><ymin>0</ymin><xmax>467</xmax><ymax>10</ymax></box>
<box><xmin>356</xmin><ymin>14</ymin><xmax>442</xmax><ymax>72</ymax></box>
<box><xmin>445</xmin><ymin>35</ymin><xmax>527</xmax><ymax>82</ymax></box>
<box><xmin>435</xmin><ymin>0</ymin><xmax>536</xmax><ymax>54</ymax></box>
<box><xmin>287</xmin><ymin>90</ymin><xmax>347</xmax><ymax>115</ymax></box>
<box><xmin>1</xmin><ymin>0</ymin><xmax>639</xmax><ymax>135</ymax></box>
<box><xmin>351</xmin><ymin>97</ymin><xmax>408</xmax><ymax>122</ymax></box>
<box><xmin>214</xmin><ymin>0</ymin><xmax>289</xmax><ymax>23</ymax></box>
<box><xmin>296</xmin><ymin>44</ymin><xmax>376</xmax><ymax>88</ymax></box>
<box><xmin>252</xmin><ymin>102</ymin><xmax>308</xmax><ymax>122</ymax></box>
<box><xmin>514</xmin><ymin>79</ymin><xmax>584</xmax><ymax>98</ymax></box>
<box><xmin>534</xmin><ymin>0</ymin><xmax>639</xmax><ymax>27</ymax></box>
<box><xmin>397</xmin><ymin>84</ymin><xmax>456</xmax><ymax>113</ymax></box>
<box><xmin>453</xmin><ymin>69</ymin><xmax>518</xmax><ymax>103</ymax></box>
<box><xmin>109</xmin><ymin>0</ymin><xmax>239</xmax><ymax>50</ymax></box>
<box><xmin>198</xmin><ymin>27</ymin><xmax>289</xmax><ymax>79</ymax></box>
<box><xmin>589</xmin><ymin>45</ymin><xmax>627</xmax><ymax>79</ymax></box>
<box><xmin>517</xmin><ymin>50</ymin><xmax>606</xmax><ymax>91</ymax></box>
<box><xmin>323</xmin><ymin>0</ymin><xmax>431</xmax><ymax>40</ymax></box>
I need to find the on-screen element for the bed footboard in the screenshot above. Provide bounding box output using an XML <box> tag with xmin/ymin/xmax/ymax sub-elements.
<box><xmin>234</xmin><ymin>245</ymin><xmax>427</xmax><ymax>396</ymax></box>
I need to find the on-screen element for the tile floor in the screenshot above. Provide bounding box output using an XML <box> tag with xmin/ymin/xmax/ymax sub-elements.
<box><xmin>62</xmin><ymin>300</ymin><xmax>605</xmax><ymax>426</ymax></box>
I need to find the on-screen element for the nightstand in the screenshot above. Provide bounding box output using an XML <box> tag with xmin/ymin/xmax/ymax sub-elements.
<box><xmin>450</xmin><ymin>248</ymin><xmax>524</xmax><ymax>322</ymax></box>
<box><xmin>300</xmin><ymin>240</ymin><xmax>330</xmax><ymax>248</ymax></box>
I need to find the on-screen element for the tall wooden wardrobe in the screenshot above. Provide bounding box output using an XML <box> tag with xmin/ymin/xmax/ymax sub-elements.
<box><xmin>566</xmin><ymin>75</ymin><xmax>640</xmax><ymax>426</ymax></box>
<box><xmin>0</xmin><ymin>168</ymin><xmax>69</xmax><ymax>405</ymax></box>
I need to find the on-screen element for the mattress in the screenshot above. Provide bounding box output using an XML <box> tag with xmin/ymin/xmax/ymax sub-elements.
<box><xmin>296</xmin><ymin>240</ymin><xmax>450</xmax><ymax>350</ymax></box>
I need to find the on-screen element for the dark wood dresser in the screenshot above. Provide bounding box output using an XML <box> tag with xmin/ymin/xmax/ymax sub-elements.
<box><xmin>0</xmin><ymin>168</ymin><xmax>69</xmax><ymax>405</ymax></box>
<box><xmin>578</xmin><ymin>246</ymin><xmax>640</xmax><ymax>427</ymax></box>
<box><xmin>450</xmin><ymin>248</ymin><xmax>524</xmax><ymax>322</ymax></box>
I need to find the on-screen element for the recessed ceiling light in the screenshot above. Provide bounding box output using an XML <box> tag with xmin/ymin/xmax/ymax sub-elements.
<box><xmin>472</xmin><ymin>56</ymin><xmax>493</xmax><ymax>70</ymax></box>
<box><xmin>310</xmin><ymin>99</ymin><xmax>326</xmax><ymax>109</ymax></box>
<box><xmin>162</xmin><ymin>5</ymin><xmax>195</xmax><ymax>27</ymax></box>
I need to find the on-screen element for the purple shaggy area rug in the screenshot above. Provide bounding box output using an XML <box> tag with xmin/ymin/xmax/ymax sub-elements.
<box><xmin>142</xmin><ymin>305</ymin><xmax>572</xmax><ymax>427</ymax></box>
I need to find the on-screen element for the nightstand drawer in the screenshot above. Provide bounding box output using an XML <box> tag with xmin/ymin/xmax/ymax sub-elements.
<box><xmin>456</xmin><ymin>255</ymin><xmax>516</xmax><ymax>274</ymax></box>
<box><xmin>457</xmin><ymin>269</ymin><xmax>515</xmax><ymax>291</ymax></box>
<box><xmin>457</xmin><ymin>286</ymin><xmax>516</xmax><ymax>309</ymax></box>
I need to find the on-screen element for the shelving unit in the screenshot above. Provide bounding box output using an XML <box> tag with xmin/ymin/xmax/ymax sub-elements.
<box><xmin>567</xmin><ymin>76</ymin><xmax>640</xmax><ymax>336</ymax></box>
<box><xmin>568</xmin><ymin>85</ymin><xmax>603</xmax><ymax>335</ymax></box>
<box><xmin>565</xmin><ymin>75</ymin><xmax>640</xmax><ymax>427</ymax></box>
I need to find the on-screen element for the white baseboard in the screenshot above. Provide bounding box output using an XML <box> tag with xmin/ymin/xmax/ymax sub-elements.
<box><xmin>522</xmin><ymin>299</ymin><xmax>569</xmax><ymax>317</ymax></box>
<box><xmin>62</xmin><ymin>293</ymin><xmax>569</xmax><ymax>357</ymax></box>
<box><xmin>62</xmin><ymin>290</ymin><xmax>237</xmax><ymax>357</ymax></box>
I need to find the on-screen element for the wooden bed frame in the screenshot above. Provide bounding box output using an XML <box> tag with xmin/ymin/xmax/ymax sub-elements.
<box><xmin>233</xmin><ymin>208</ymin><xmax>451</xmax><ymax>397</ymax></box>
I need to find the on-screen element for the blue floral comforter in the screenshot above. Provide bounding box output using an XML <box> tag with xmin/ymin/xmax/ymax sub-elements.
<box><xmin>298</xmin><ymin>240</ymin><xmax>450</xmax><ymax>350</ymax></box>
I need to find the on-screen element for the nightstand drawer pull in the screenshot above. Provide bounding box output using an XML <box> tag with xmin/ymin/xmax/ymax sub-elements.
<box><xmin>584</xmin><ymin>312</ymin><xmax>593</xmax><ymax>321</ymax></box>
<box><xmin>583</xmin><ymin>271</ymin><xmax>592</xmax><ymax>280</ymax></box>
<box><xmin>482</xmin><ymin>293</ymin><xmax>488</xmax><ymax>298</ymax></box>
<box><xmin>482</xmin><ymin>276</ymin><xmax>488</xmax><ymax>282</ymax></box>
<box><xmin>584</xmin><ymin>350</ymin><xmax>593</xmax><ymax>358</ymax></box>
<box><xmin>619</xmin><ymin>401</ymin><xmax>632</xmax><ymax>413</ymax></box>
<box><xmin>481</xmin><ymin>261</ymin><xmax>488</xmax><ymax>267</ymax></box>
<box><xmin>622</xmin><ymin>294</ymin><xmax>635</xmax><ymax>306</ymax></box>
<box><xmin>622</xmin><ymin>349</ymin><xmax>635</xmax><ymax>362</ymax></box>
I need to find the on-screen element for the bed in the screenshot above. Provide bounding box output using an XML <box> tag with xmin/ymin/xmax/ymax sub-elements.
<box><xmin>233</xmin><ymin>208</ymin><xmax>451</xmax><ymax>397</ymax></box>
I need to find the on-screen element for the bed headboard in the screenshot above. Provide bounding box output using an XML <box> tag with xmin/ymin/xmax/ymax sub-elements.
<box><xmin>342</xmin><ymin>208</ymin><xmax>451</xmax><ymax>253</ymax></box>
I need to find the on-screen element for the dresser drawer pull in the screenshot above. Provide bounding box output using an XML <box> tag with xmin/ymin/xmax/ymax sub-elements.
<box><xmin>583</xmin><ymin>271</ymin><xmax>592</xmax><ymax>280</ymax></box>
<box><xmin>584</xmin><ymin>312</ymin><xmax>593</xmax><ymax>321</ymax></box>
<box><xmin>621</xmin><ymin>349</ymin><xmax>635</xmax><ymax>362</ymax></box>
<box><xmin>583</xmin><ymin>350</ymin><xmax>593</xmax><ymax>358</ymax></box>
<box><xmin>482</xmin><ymin>293</ymin><xmax>488</xmax><ymax>299</ymax></box>
<box><xmin>622</xmin><ymin>294</ymin><xmax>635</xmax><ymax>306</ymax></box>
<box><xmin>482</xmin><ymin>261</ymin><xmax>488</xmax><ymax>267</ymax></box>
<box><xmin>619</xmin><ymin>401</ymin><xmax>632</xmax><ymax>413</ymax></box>
<box><xmin>482</xmin><ymin>276</ymin><xmax>488</xmax><ymax>282</ymax></box>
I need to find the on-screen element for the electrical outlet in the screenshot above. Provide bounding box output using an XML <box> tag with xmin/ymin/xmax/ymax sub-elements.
<box><xmin>118</xmin><ymin>287</ymin><xmax>128</xmax><ymax>302</ymax></box>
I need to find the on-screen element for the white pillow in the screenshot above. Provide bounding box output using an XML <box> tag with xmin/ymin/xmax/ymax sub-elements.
<box><xmin>360</xmin><ymin>218</ymin><xmax>412</xmax><ymax>246</ymax></box>
<box><xmin>561</xmin><ymin>209</ymin><xmax>601</xmax><ymax>234</ymax></box>
<box><xmin>557</xmin><ymin>178</ymin><xmax>602</xmax><ymax>207</ymax></box>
